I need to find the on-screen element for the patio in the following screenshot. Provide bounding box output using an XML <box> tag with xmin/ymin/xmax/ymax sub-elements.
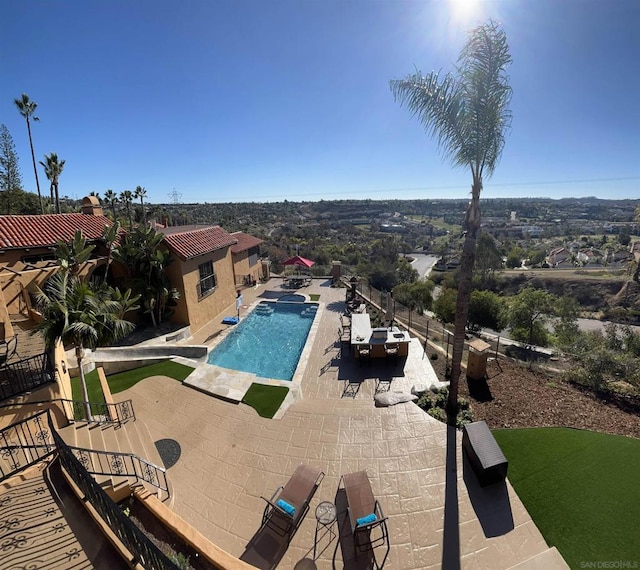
<box><xmin>121</xmin><ymin>278</ymin><xmax>567</xmax><ymax>569</ymax></box>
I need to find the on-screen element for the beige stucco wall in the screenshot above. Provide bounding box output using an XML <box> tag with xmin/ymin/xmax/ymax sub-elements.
<box><xmin>166</xmin><ymin>247</ymin><xmax>236</xmax><ymax>334</ymax></box>
<box><xmin>232</xmin><ymin>251</ymin><xmax>262</xmax><ymax>286</ymax></box>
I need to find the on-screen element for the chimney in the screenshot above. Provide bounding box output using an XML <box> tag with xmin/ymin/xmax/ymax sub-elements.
<box><xmin>81</xmin><ymin>195</ymin><xmax>104</xmax><ymax>216</ymax></box>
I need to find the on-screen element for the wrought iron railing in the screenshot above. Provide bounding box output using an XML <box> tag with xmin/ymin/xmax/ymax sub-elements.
<box><xmin>65</xmin><ymin>398</ymin><xmax>136</xmax><ymax>426</ymax></box>
<box><xmin>49</xmin><ymin>413</ymin><xmax>180</xmax><ymax>570</ymax></box>
<box><xmin>68</xmin><ymin>445</ymin><xmax>169</xmax><ymax>496</ymax></box>
<box><xmin>0</xmin><ymin>352</ymin><xmax>54</xmax><ymax>402</ymax></box>
<box><xmin>0</xmin><ymin>398</ymin><xmax>136</xmax><ymax>428</ymax></box>
<box><xmin>0</xmin><ymin>410</ymin><xmax>55</xmax><ymax>481</ymax></box>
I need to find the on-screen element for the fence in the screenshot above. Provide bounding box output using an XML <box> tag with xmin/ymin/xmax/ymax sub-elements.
<box><xmin>0</xmin><ymin>410</ymin><xmax>55</xmax><ymax>481</ymax></box>
<box><xmin>49</xmin><ymin>412</ymin><xmax>179</xmax><ymax>570</ymax></box>
<box><xmin>0</xmin><ymin>352</ymin><xmax>54</xmax><ymax>402</ymax></box>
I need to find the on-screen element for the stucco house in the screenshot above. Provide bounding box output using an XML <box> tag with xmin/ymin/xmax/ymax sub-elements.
<box><xmin>0</xmin><ymin>207</ymin><xmax>113</xmax><ymax>338</ymax></box>
<box><xmin>160</xmin><ymin>225</ymin><xmax>239</xmax><ymax>334</ymax></box>
<box><xmin>230</xmin><ymin>231</ymin><xmax>264</xmax><ymax>286</ymax></box>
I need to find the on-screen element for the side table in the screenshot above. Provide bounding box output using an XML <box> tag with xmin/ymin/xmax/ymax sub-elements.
<box><xmin>313</xmin><ymin>501</ymin><xmax>337</xmax><ymax>559</ymax></box>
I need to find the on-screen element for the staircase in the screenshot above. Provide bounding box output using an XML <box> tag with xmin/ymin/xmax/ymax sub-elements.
<box><xmin>57</xmin><ymin>417</ymin><xmax>170</xmax><ymax>504</ymax></box>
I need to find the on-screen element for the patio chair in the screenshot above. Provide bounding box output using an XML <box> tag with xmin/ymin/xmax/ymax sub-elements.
<box><xmin>260</xmin><ymin>463</ymin><xmax>325</xmax><ymax>538</ymax></box>
<box><xmin>358</xmin><ymin>344</ymin><xmax>371</xmax><ymax>365</ymax></box>
<box><xmin>340</xmin><ymin>470</ymin><xmax>389</xmax><ymax>564</ymax></box>
<box><xmin>384</xmin><ymin>343</ymin><xmax>399</xmax><ymax>358</ymax></box>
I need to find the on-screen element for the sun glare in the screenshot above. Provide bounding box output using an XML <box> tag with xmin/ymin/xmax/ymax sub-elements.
<box><xmin>450</xmin><ymin>0</ymin><xmax>485</xmax><ymax>23</ymax></box>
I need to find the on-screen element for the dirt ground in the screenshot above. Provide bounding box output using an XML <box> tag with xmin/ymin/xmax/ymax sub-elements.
<box><xmin>425</xmin><ymin>344</ymin><xmax>640</xmax><ymax>440</ymax></box>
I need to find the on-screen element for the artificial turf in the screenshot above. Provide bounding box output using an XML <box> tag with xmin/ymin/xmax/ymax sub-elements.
<box><xmin>242</xmin><ymin>383</ymin><xmax>289</xmax><ymax>418</ymax></box>
<box><xmin>71</xmin><ymin>360</ymin><xmax>195</xmax><ymax>402</ymax></box>
<box><xmin>492</xmin><ymin>427</ymin><xmax>640</xmax><ymax>568</ymax></box>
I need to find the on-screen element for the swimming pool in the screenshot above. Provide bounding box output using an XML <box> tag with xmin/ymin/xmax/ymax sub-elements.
<box><xmin>207</xmin><ymin>301</ymin><xmax>318</xmax><ymax>381</ymax></box>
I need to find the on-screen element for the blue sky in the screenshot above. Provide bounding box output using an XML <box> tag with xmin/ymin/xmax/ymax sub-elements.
<box><xmin>2</xmin><ymin>0</ymin><xmax>638</xmax><ymax>204</ymax></box>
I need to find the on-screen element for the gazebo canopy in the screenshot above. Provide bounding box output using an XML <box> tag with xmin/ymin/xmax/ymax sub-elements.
<box><xmin>283</xmin><ymin>255</ymin><xmax>315</xmax><ymax>268</ymax></box>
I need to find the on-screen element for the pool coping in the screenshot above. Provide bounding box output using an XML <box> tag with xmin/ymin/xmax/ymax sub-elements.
<box><xmin>183</xmin><ymin>299</ymin><xmax>323</xmax><ymax>414</ymax></box>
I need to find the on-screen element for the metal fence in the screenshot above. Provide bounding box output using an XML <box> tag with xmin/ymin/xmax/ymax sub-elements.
<box><xmin>0</xmin><ymin>352</ymin><xmax>54</xmax><ymax>402</ymax></box>
<box><xmin>0</xmin><ymin>410</ymin><xmax>55</xmax><ymax>481</ymax></box>
<box><xmin>49</xmin><ymin>412</ymin><xmax>180</xmax><ymax>570</ymax></box>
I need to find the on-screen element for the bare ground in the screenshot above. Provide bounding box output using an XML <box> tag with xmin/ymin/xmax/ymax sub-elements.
<box><xmin>425</xmin><ymin>345</ymin><xmax>640</xmax><ymax>440</ymax></box>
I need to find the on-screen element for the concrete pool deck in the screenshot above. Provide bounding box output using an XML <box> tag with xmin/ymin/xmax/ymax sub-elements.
<box><xmin>122</xmin><ymin>278</ymin><xmax>568</xmax><ymax>569</ymax></box>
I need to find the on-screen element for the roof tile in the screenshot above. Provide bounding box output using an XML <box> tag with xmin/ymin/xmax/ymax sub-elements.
<box><xmin>0</xmin><ymin>214</ymin><xmax>112</xmax><ymax>250</ymax></box>
<box><xmin>162</xmin><ymin>226</ymin><xmax>237</xmax><ymax>260</ymax></box>
<box><xmin>230</xmin><ymin>231</ymin><xmax>264</xmax><ymax>254</ymax></box>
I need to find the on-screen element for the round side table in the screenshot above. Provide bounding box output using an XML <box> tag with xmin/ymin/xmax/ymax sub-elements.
<box><xmin>313</xmin><ymin>501</ymin><xmax>337</xmax><ymax>559</ymax></box>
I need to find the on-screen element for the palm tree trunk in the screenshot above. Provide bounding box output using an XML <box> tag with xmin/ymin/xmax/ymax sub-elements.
<box><xmin>75</xmin><ymin>346</ymin><xmax>92</xmax><ymax>421</ymax></box>
<box><xmin>140</xmin><ymin>197</ymin><xmax>147</xmax><ymax>227</ymax></box>
<box><xmin>110</xmin><ymin>203</ymin><xmax>117</xmax><ymax>221</ymax></box>
<box><xmin>54</xmin><ymin>180</ymin><xmax>60</xmax><ymax>213</ymax></box>
<box><xmin>49</xmin><ymin>183</ymin><xmax>54</xmax><ymax>210</ymax></box>
<box><xmin>26</xmin><ymin>117</ymin><xmax>44</xmax><ymax>214</ymax></box>
<box><xmin>446</xmin><ymin>180</ymin><xmax>482</xmax><ymax>425</ymax></box>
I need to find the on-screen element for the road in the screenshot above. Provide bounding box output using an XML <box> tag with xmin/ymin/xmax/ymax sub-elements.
<box><xmin>408</xmin><ymin>253</ymin><xmax>441</xmax><ymax>278</ymax></box>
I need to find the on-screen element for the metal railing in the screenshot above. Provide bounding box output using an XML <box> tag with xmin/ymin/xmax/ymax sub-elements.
<box><xmin>0</xmin><ymin>398</ymin><xmax>136</xmax><ymax>428</ymax></box>
<box><xmin>68</xmin><ymin>444</ymin><xmax>169</xmax><ymax>496</ymax></box>
<box><xmin>49</xmin><ymin>413</ymin><xmax>180</xmax><ymax>570</ymax></box>
<box><xmin>0</xmin><ymin>352</ymin><xmax>54</xmax><ymax>402</ymax></box>
<box><xmin>0</xmin><ymin>410</ymin><xmax>55</xmax><ymax>481</ymax></box>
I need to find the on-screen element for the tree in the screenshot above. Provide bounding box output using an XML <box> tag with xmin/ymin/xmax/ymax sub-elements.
<box><xmin>104</xmin><ymin>189</ymin><xmax>118</xmax><ymax>221</ymax></box>
<box><xmin>393</xmin><ymin>280</ymin><xmax>434</xmax><ymax>314</ymax></box>
<box><xmin>397</xmin><ymin>257</ymin><xmax>419</xmax><ymax>284</ymax></box>
<box><xmin>553</xmin><ymin>296</ymin><xmax>580</xmax><ymax>350</ymax></box>
<box><xmin>391</xmin><ymin>21</ymin><xmax>512</xmax><ymax>424</ymax></box>
<box><xmin>113</xmin><ymin>226</ymin><xmax>179</xmax><ymax>326</ymax></box>
<box><xmin>55</xmin><ymin>230</ymin><xmax>95</xmax><ymax>276</ymax></box>
<box><xmin>14</xmin><ymin>93</ymin><xmax>44</xmax><ymax>214</ymax></box>
<box><xmin>39</xmin><ymin>152</ymin><xmax>65</xmax><ymax>214</ymax></box>
<box><xmin>505</xmin><ymin>287</ymin><xmax>556</xmax><ymax>346</ymax></box>
<box><xmin>433</xmin><ymin>288</ymin><xmax>457</xmax><ymax>324</ymax></box>
<box><xmin>473</xmin><ymin>232</ymin><xmax>503</xmax><ymax>289</ymax></box>
<box><xmin>32</xmin><ymin>271</ymin><xmax>138</xmax><ymax>418</ymax></box>
<box><xmin>120</xmin><ymin>190</ymin><xmax>134</xmax><ymax>229</ymax></box>
<box><xmin>0</xmin><ymin>124</ymin><xmax>23</xmax><ymax>214</ymax></box>
<box><xmin>134</xmin><ymin>186</ymin><xmax>147</xmax><ymax>228</ymax></box>
<box><xmin>505</xmin><ymin>248</ymin><xmax>523</xmax><ymax>269</ymax></box>
<box><xmin>468</xmin><ymin>290</ymin><xmax>505</xmax><ymax>331</ymax></box>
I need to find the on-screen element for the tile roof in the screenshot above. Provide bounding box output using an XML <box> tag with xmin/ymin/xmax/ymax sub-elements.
<box><xmin>162</xmin><ymin>226</ymin><xmax>237</xmax><ymax>260</ymax></box>
<box><xmin>230</xmin><ymin>232</ymin><xmax>264</xmax><ymax>254</ymax></box>
<box><xmin>0</xmin><ymin>213</ymin><xmax>112</xmax><ymax>250</ymax></box>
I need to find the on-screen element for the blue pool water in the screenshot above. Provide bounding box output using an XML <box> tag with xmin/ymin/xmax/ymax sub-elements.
<box><xmin>207</xmin><ymin>302</ymin><xmax>318</xmax><ymax>381</ymax></box>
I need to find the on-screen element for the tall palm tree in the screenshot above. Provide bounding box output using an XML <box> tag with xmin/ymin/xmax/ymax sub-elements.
<box><xmin>391</xmin><ymin>21</ymin><xmax>512</xmax><ymax>425</ymax></box>
<box><xmin>14</xmin><ymin>93</ymin><xmax>44</xmax><ymax>214</ymax></box>
<box><xmin>134</xmin><ymin>185</ymin><xmax>147</xmax><ymax>227</ymax></box>
<box><xmin>120</xmin><ymin>189</ymin><xmax>134</xmax><ymax>229</ymax></box>
<box><xmin>32</xmin><ymin>271</ymin><xmax>138</xmax><ymax>418</ymax></box>
<box><xmin>39</xmin><ymin>152</ymin><xmax>65</xmax><ymax>214</ymax></box>
<box><xmin>104</xmin><ymin>189</ymin><xmax>118</xmax><ymax>221</ymax></box>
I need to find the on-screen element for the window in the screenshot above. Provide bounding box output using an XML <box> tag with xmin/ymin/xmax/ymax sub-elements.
<box><xmin>248</xmin><ymin>246</ymin><xmax>260</xmax><ymax>267</ymax></box>
<box><xmin>197</xmin><ymin>261</ymin><xmax>216</xmax><ymax>298</ymax></box>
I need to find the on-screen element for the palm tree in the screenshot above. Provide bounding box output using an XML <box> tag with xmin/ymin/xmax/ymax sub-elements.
<box><xmin>391</xmin><ymin>21</ymin><xmax>512</xmax><ymax>425</ymax></box>
<box><xmin>14</xmin><ymin>93</ymin><xmax>44</xmax><ymax>214</ymax></box>
<box><xmin>32</xmin><ymin>271</ymin><xmax>138</xmax><ymax>419</ymax></box>
<box><xmin>134</xmin><ymin>185</ymin><xmax>147</xmax><ymax>227</ymax></box>
<box><xmin>104</xmin><ymin>189</ymin><xmax>118</xmax><ymax>221</ymax></box>
<box><xmin>39</xmin><ymin>152</ymin><xmax>65</xmax><ymax>214</ymax></box>
<box><xmin>120</xmin><ymin>189</ymin><xmax>134</xmax><ymax>229</ymax></box>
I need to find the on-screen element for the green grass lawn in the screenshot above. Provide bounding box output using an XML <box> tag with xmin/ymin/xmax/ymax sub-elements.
<box><xmin>309</xmin><ymin>294</ymin><xmax>320</xmax><ymax>301</ymax></box>
<box><xmin>493</xmin><ymin>428</ymin><xmax>640</xmax><ymax>568</ymax></box>
<box><xmin>242</xmin><ymin>383</ymin><xmax>289</xmax><ymax>418</ymax></box>
<box><xmin>71</xmin><ymin>360</ymin><xmax>195</xmax><ymax>402</ymax></box>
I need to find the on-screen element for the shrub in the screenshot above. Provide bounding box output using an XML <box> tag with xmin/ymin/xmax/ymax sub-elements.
<box><xmin>435</xmin><ymin>390</ymin><xmax>449</xmax><ymax>409</ymax></box>
<box><xmin>427</xmin><ymin>407</ymin><xmax>447</xmax><ymax>423</ymax></box>
<box><xmin>430</xmin><ymin>352</ymin><xmax>438</xmax><ymax>361</ymax></box>
<box><xmin>456</xmin><ymin>409</ymin><xmax>474</xmax><ymax>428</ymax></box>
<box><xmin>457</xmin><ymin>397</ymin><xmax>470</xmax><ymax>411</ymax></box>
<box><xmin>417</xmin><ymin>394</ymin><xmax>434</xmax><ymax>410</ymax></box>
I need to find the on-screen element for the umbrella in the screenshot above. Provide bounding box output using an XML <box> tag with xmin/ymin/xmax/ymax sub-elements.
<box><xmin>283</xmin><ymin>255</ymin><xmax>315</xmax><ymax>268</ymax></box>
